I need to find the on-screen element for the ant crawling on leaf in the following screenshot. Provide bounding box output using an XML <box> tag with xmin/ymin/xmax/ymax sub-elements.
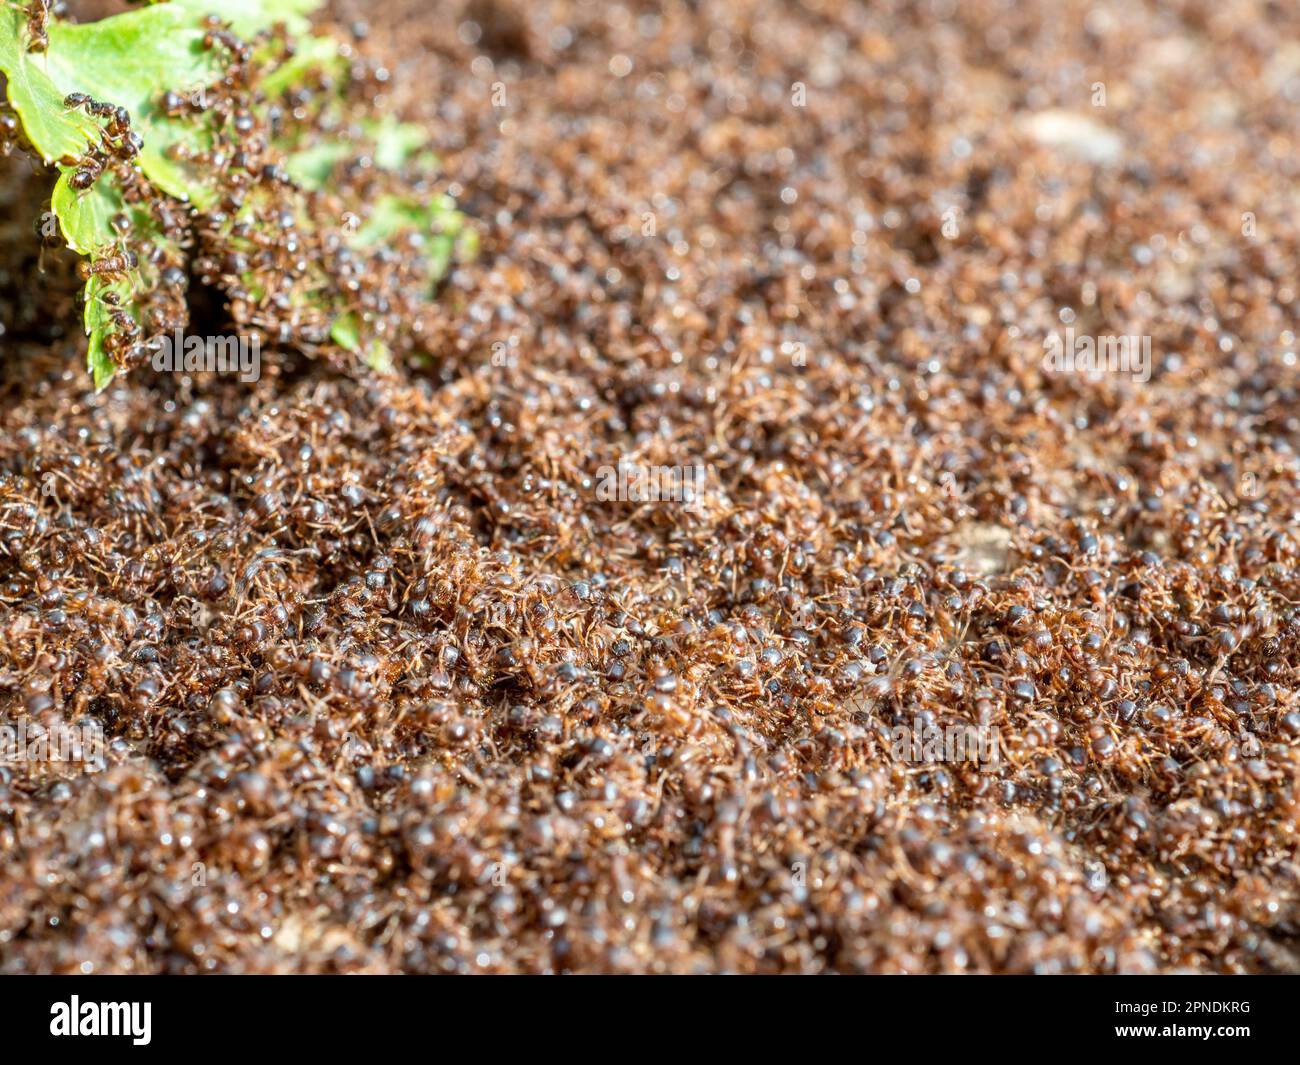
<box><xmin>62</xmin><ymin>92</ymin><xmax>119</xmax><ymax>123</ymax></box>
<box><xmin>10</xmin><ymin>1</ymin><xmax>58</xmax><ymax>54</ymax></box>
<box><xmin>63</xmin><ymin>93</ymin><xmax>140</xmax><ymax>154</ymax></box>
<box><xmin>60</xmin><ymin>145</ymin><xmax>106</xmax><ymax>191</ymax></box>
<box><xmin>76</xmin><ymin>244</ymin><xmax>140</xmax><ymax>285</ymax></box>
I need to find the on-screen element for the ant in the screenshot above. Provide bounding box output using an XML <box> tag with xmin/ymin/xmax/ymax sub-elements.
<box><xmin>112</xmin><ymin>129</ymin><xmax>143</xmax><ymax>162</ymax></box>
<box><xmin>76</xmin><ymin>245</ymin><xmax>140</xmax><ymax>285</ymax></box>
<box><xmin>108</xmin><ymin>308</ymin><xmax>140</xmax><ymax>338</ymax></box>
<box><xmin>63</xmin><ymin>93</ymin><xmax>115</xmax><ymax>120</ymax></box>
<box><xmin>202</xmin><ymin>15</ymin><xmax>252</xmax><ymax>64</ymax></box>
<box><xmin>18</xmin><ymin>1</ymin><xmax>50</xmax><ymax>54</ymax></box>
<box><xmin>63</xmin><ymin>94</ymin><xmax>137</xmax><ymax>156</ymax></box>
<box><xmin>62</xmin><ymin>146</ymin><xmax>106</xmax><ymax>191</ymax></box>
<box><xmin>100</xmin><ymin>317</ymin><xmax>140</xmax><ymax>365</ymax></box>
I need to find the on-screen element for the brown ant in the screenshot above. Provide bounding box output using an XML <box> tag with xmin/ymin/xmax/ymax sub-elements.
<box><xmin>63</xmin><ymin>93</ymin><xmax>114</xmax><ymax>119</ymax></box>
<box><xmin>22</xmin><ymin>1</ymin><xmax>50</xmax><ymax>53</ymax></box>
<box><xmin>202</xmin><ymin>16</ymin><xmax>252</xmax><ymax>64</ymax></box>
<box><xmin>111</xmin><ymin>130</ymin><xmax>143</xmax><ymax>163</ymax></box>
<box><xmin>76</xmin><ymin>246</ymin><xmax>140</xmax><ymax>284</ymax></box>
<box><xmin>66</xmin><ymin>148</ymin><xmax>106</xmax><ymax>191</ymax></box>
<box><xmin>105</xmin><ymin>105</ymin><xmax>131</xmax><ymax>139</ymax></box>
<box><xmin>108</xmin><ymin>309</ymin><xmax>140</xmax><ymax>337</ymax></box>
<box><xmin>64</xmin><ymin>95</ymin><xmax>129</xmax><ymax>134</ymax></box>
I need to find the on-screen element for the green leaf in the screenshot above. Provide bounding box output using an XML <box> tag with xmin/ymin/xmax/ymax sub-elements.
<box><xmin>370</xmin><ymin>116</ymin><xmax>428</xmax><ymax>171</ymax></box>
<box><xmin>2</xmin><ymin>2</ymin><xmax>321</xmax><ymax>388</ymax></box>
<box><xmin>259</xmin><ymin>33</ymin><xmax>341</xmax><ymax>99</ymax></box>
<box><xmin>2</xmin><ymin>0</ymin><xmax>471</xmax><ymax>388</ymax></box>
<box><xmin>170</xmin><ymin>0</ymin><xmax>320</xmax><ymax>38</ymax></box>
<box><xmin>366</xmin><ymin>340</ymin><xmax>392</xmax><ymax>373</ymax></box>
<box><xmin>330</xmin><ymin>312</ymin><xmax>361</xmax><ymax>352</ymax></box>
<box><xmin>54</xmin><ymin>169</ymin><xmax>166</xmax><ymax>391</ymax></box>
<box><xmin>284</xmin><ymin>139</ymin><xmax>352</xmax><ymax>188</ymax></box>
<box><xmin>3</xmin><ymin>3</ymin><xmax>319</xmax><ymax>166</ymax></box>
<box><xmin>284</xmin><ymin>118</ymin><xmax>431</xmax><ymax>190</ymax></box>
<box><xmin>330</xmin><ymin>313</ymin><xmax>390</xmax><ymax>372</ymax></box>
<box><xmin>350</xmin><ymin>193</ymin><xmax>469</xmax><ymax>285</ymax></box>
<box><xmin>51</xmin><ymin>171</ymin><xmax>122</xmax><ymax>255</ymax></box>
<box><xmin>0</xmin><ymin>9</ymin><xmax>97</xmax><ymax>162</ymax></box>
<box><xmin>83</xmin><ymin>276</ymin><xmax>129</xmax><ymax>389</ymax></box>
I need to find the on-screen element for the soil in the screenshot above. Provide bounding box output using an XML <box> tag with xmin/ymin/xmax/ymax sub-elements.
<box><xmin>0</xmin><ymin>0</ymin><xmax>1298</xmax><ymax>973</ymax></box>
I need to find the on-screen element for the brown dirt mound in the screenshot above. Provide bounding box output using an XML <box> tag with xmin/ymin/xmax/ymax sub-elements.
<box><xmin>0</xmin><ymin>0</ymin><xmax>1297</xmax><ymax>973</ymax></box>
